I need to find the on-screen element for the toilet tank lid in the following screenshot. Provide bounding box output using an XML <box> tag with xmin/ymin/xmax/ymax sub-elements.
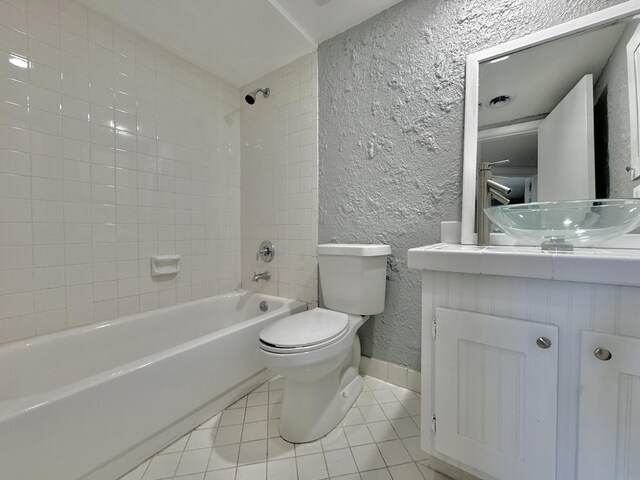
<box><xmin>317</xmin><ymin>244</ymin><xmax>391</xmax><ymax>256</ymax></box>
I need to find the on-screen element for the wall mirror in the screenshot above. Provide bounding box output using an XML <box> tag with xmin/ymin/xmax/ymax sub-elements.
<box><xmin>461</xmin><ymin>1</ymin><xmax>640</xmax><ymax>247</ymax></box>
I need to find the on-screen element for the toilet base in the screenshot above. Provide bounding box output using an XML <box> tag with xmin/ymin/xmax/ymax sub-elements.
<box><xmin>278</xmin><ymin>336</ymin><xmax>364</xmax><ymax>444</ymax></box>
<box><xmin>279</xmin><ymin>370</ymin><xmax>363</xmax><ymax>443</ymax></box>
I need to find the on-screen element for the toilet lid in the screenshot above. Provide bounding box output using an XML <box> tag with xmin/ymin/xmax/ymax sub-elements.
<box><xmin>259</xmin><ymin>308</ymin><xmax>350</xmax><ymax>348</ymax></box>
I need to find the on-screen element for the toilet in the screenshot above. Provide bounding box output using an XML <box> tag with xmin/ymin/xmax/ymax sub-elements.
<box><xmin>256</xmin><ymin>243</ymin><xmax>391</xmax><ymax>443</ymax></box>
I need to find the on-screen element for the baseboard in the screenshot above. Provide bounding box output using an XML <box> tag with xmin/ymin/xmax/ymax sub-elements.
<box><xmin>84</xmin><ymin>369</ymin><xmax>273</xmax><ymax>480</ymax></box>
<box><xmin>359</xmin><ymin>355</ymin><xmax>421</xmax><ymax>393</ymax></box>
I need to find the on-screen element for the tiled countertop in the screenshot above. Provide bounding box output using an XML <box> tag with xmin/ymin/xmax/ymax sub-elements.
<box><xmin>407</xmin><ymin>243</ymin><xmax>640</xmax><ymax>287</ymax></box>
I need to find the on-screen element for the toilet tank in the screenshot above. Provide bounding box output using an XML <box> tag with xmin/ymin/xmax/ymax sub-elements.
<box><xmin>317</xmin><ymin>244</ymin><xmax>391</xmax><ymax>315</ymax></box>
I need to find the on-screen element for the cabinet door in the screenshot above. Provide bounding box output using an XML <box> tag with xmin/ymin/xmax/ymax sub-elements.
<box><xmin>578</xmin><ymin>332</ymin><xmax>640</xmax><ymax>479</ymax></box>
<box><xmin>435</xmin><ymin>307</ymin><xmax>558</xmax><ymax>480</ymax></box>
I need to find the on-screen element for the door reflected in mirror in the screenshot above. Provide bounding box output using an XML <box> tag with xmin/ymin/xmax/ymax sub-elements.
<box><xmin>477</xmin><ymin>19</ymin><xmax>640</xmax><ymax>211</ymax></box>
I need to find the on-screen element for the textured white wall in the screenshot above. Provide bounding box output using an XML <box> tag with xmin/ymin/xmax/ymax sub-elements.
<box><xmin>318</xmin><ymin>0</ymin><xmax>627</xmax><ymax>370</ymax></box>
<box><xmin>0</xmin><ymin>0</ymin><xmax>241</xmax><ymax>343</ymax></box>
<box><xmin>240</xmin><ymin>53</ymin><xmax>319</xmax><ymax>306</ymax></box>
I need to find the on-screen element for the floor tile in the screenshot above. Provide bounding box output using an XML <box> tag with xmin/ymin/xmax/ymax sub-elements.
<box><xmin>364</xmin><ymin>377</ymin><xmax>388</xmax><ymax>390</ymax></box>
<box><xmin>390</xmin><ymin>386</ymin><xmax>417</xmax><ymax>401</ymax></box>
<box><xmin>186</xmin><ymin>429</ymin><xmax>216</xmax><ymax>450</ymax></box>
<box><xmin>267</xmin><ymin>457</ymin><xmax>297</xmax><ymax>480</ymax></box>
<box><xmin>367</xmin><ymin>420</ymin><xmax>398</xmax><ymax>443</ymax></box>
<box><xmin>380</xmin><ymin>402</ymin><xmax>409</xmax><ymax>420</ymax></box>
<box><xmin>219</xmin><ymin>408</ymin><xmax>245</xmax><ymax>427</ymax></box>
<box><xmin>295</xmin><ymin>438</ymin><xmax>323</xmax><ymax>456</ymax></box>
<box><xmin>269</xmin><ymin>389</ymin><xmax>283</xmax><ymax>404</ymax></box>
<box><xmin>344</xmin><ymin>424</ymin><xmax>375</xmax><ymax>447</ymax></box>
<box><xmin>175</xmin><ymin>448</ymin><xmax>211</xmax><ymax>476</ymax></box>
<box><xmin>321</xmin><ymin>427</ymin><xmax>349</xmax><ymax>451</ymax></box>
<box><xmin>401</xmin><ymin>437</ymin><xmax>428</xmax><ymax>461</ymax></box>
<box><xmin>267</xmin><ymin>436</ymin><xmax>296</xmax><ymax>460</ymax></box>
<box><xmin>355</xmin><ymin>391</ymin><xmax>378</xmax><ymax>407</ymax></box>
<box><xmin>400</xmin><ymin>398</ymin><xmax>421</xmax><ymax>416</ymax></box>
<box><xmin>324</xmin><ymin>448</ymin><xmax>358</xmax><ymax>477</ymax></box>
<box><xmin>254</xmin><ymin>381</ymin><xmax>269</xmax><ymax>393</ymax></box>
<box><xmin>245</xmin><ymin>405</ymin><xmax>268</xmax><ymax>422</ymax></box>
<box><xmin>377</xmin><ymin>440</ymin><xmax>412</xmax><ymax>466</ymax></box>
<box><xmin>267</xmin><ymin>403</ymin><xmax>282</xmax><ymax>419</ymax></box>
<box><xmin>342</xmin><ymin>408</ymin><xmax>365</xmax><ymax>426</ymax></box>
<box><xmin>207</xmin><ymin>444</ymin><xmax>240</xmax><ymax>471</ymax></box>
<box><xmin>296</xmin><ymin>452</ymin><xmax>329</xmax><ymax>480</ymax></box>
<box><xmin>388</xmin><ymin>462</ymin><xmax>423</xmax><ymax>480</ymax></box>
<box><xmin>236</xmin><ymin>462</ymin><xmax>266</xmax><ymax>480</ymax></box>
<box><xmin>350</xmin><ymin>444</ymin><xmax>386</xmax><ymax>472</ymax></box>
<box><xmin>247</xmin><ymin>391</ymin><xmax>269</xmax><ymax>406</ymax></box>
<box><xmin>267</xmin><ymin>418</ymin><xmax>281</xmax><ymax>438</ymax></box>
<box><xmin>241</xmin><ymin>420</ymin><xmax>268</xmax><ymax>442</ymax></box>
<box><xmin>227</xmin><ymin>397</ymin><xmax>247</xmax><ymax>410</ymax></box>
<box><xmin>238</xmin><ymin>439</ymin><xmax>267</xmax><ymax>466</ymax></box>
<box><xmin>173</xmin><ymin>474</ymin><xmax>205</xmax><ymax>480</ymax></box>
<box><xmin>143</xmin><ymin>453</ymin><xmax>181</xmax><ymax>480</ymax></box>
<box><xmin>360</xmin><ymin>469</ymin><xmax>392</xmax><ymax>480</ymax></box>
<box><xmin>197</xmin><ymin>414</ymin><xmax>221</xmax><ymax>430</ymax></box>
<box><xmin>390</xmin><ymin>418</ymin><xmax>420</xmax><ymax>438</ymax></box>
<box><xmin>372</xmin><ymin>389</ymin><xmax>397</xmax><ymax>404</ymax></box>
<box><xmin>161</xmin><ymin>436</ymin><xmax>188</xmax><ymax>455</ymax></box>
<box><xmin>126</xmin><ymin>375</ymin><xmax>455</xmax><ymax>480</ymax></box>
<box><xmin>204</xmin><ymin>469</ymin><xmax>235</xmax><ymax>480</ymax></box>
<box><xmin>359</xmin><ymin>405</ymin><xmax>386</xmax><ymax>423</ymax></box>
<box><xmin>213</xmin><ymin>425</ymin><xmax>242</xmax><ymax>446</ymax></box>
<box><xmin>416</xmin><ymin>461</ymin><xmax>453</xmax><ymax>480</ymax></box>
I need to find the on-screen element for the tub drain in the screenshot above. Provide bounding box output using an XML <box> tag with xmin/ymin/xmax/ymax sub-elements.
<box><xmin>259</xmin><ymin>301</ymin><xmax>269</xmax><ymax>312</ymax></box>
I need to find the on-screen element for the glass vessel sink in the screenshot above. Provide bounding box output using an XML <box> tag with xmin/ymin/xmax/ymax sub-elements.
<box><xmin>484</xmin><ymin>199</ymin><xmax>640</xmax><ymax>250</ymax></box>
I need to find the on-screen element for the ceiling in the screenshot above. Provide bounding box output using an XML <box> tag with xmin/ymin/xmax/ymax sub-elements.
<box><xmin>478</xmin><ymin>22</ymin><xmax>628</xmax><ymax>127</ymax></box>
<box><xmin>77</xmin><ymin>0</ymin><xmax>403</xmax><ymax>87</ymax></box>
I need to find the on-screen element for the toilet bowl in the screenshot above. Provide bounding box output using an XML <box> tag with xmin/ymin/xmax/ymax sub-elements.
<box><xmin>256</xmin><ymin>243</ymin><xmax>390</xmax><ymax>443</ymax></box>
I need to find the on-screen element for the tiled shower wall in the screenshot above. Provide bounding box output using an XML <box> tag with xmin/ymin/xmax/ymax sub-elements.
<box><xmin>0</xmin><ymin>0</ymin><xmax>242</xmax><ymax>343</ymax></box>
<box><xmin>240</xmin><ymin>53</ymin><xmax>319</xmax><ymax>306</ymax></box>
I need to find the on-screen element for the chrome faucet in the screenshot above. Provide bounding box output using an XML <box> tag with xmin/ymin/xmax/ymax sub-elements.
<box><xmin>477</xmin><ymin>160</ymin><xmax>512</xmax><ymax>246</ymax></box>
<box><xmin>251</xmin><ymin>271</ymin><xmax>271</xmax><ymax>282</ymax></box>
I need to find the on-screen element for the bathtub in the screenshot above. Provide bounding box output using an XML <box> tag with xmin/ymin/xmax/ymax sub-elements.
<box><xmin>0</xmin><ymin>290</ymin><xmax>306</xmax><ymax>480</ymax></box>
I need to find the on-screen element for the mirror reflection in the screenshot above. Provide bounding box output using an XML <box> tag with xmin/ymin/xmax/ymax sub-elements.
<box><xmin>477</xmin><ymin>18</ymin><xmax>640</xmax><ymax>212</ymax></box>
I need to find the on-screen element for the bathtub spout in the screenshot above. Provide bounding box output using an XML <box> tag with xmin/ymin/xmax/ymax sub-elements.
<box><xmin>251</xmin><ymin>271</ymin><xmax>271</xmax><ymax>282</ymax></box>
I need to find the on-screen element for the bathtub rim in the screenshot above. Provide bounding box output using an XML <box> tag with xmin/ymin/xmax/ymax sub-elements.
<box><xmin>0</xmin><ymin>290</ymin><xmax>306</xmax><ymax>422</ymax></box>
<box><xmin>0</xmin><ymin>289</ymin><xmax>295</xmax><ymax>354</ymax></box>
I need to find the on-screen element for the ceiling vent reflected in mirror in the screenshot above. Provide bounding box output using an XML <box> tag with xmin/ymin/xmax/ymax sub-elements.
<box><xmin>484</xmin><ymin>94</ymin><xmax>515</xmax><ymax>109</ymax></box>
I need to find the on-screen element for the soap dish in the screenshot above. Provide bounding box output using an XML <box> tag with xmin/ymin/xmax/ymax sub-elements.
<box><xmin>150</xmin><ymin>255</ymin><xmax>181</xmax><ymax>276</ymax></box>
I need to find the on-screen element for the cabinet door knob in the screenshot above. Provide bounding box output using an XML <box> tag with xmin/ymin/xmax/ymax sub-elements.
<box><xmin>536</xmin><ymin>337</ymin><xmax>552</xmax><ymax>349</ymax></box>
<box><xmin>594</xmin><ymin>347</ymin><xmax>612</xmax><ymax>361</ymax></box>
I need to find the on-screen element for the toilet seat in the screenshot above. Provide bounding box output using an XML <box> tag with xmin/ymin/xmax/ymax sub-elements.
<box><xmin>259</xmin><ymin>308</ymin><xmax>351</xmax><ymax>354</ymax></box>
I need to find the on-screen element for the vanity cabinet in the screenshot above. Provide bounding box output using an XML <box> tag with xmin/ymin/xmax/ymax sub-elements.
<box><xmin>578</xmin><ymin>332</ymin><xmax>640</xmax><ymax>479</ymax></box>
<box><xmin>434</xmin><ymin>308</ymin><xmax>558</xmax><ymax>480</ymax></box>
<box><xmin>409</xmin><ymin>246</ymin><xmax>640</xmax><ymax>480</ymax></box>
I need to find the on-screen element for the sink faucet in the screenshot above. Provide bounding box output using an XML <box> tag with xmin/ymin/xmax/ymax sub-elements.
<box><xmin>251</xmin><ymin>271</ymin><xmax>271</xmax><ymax>282</ymax></box>
<box><xmin>477</xmin><ymin>160</ymin><xmax>512</xmax><ymax>246</ymax></box>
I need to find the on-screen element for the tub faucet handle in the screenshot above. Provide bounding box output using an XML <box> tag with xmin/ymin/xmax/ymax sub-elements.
<box><xmin>256</xmin><ymin>240</ymin><xmax>275</xmax><ymax>262</ymax></box>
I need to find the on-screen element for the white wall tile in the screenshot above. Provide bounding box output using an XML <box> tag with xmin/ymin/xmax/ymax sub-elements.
<box><xmin>240</xmin><ymin>53</ymin><xmax>318</xmax><ymax>306</ymax></box>
<box><xmin>0</xmin><ymin>0</ymin><xmax>241</xmax><ymax>344</ymax></box>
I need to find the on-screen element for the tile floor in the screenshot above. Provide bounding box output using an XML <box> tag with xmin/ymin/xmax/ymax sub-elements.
<box><xmin>119</xmin><ymin>376</ymin><xmax>452</xmax><ymax>480</ymax></box>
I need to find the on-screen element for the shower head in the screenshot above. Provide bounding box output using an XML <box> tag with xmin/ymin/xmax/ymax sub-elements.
<box><xmin>245</xmin><ymin>87</ymin><xmax>270</xmax><ymax>105</ymax></box>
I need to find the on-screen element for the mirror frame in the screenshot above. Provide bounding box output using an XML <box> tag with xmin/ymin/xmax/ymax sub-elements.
<box><xmin>461</xmin><ymin>0</ymin><xmax>640</xmax><ymax>247</ymax></box>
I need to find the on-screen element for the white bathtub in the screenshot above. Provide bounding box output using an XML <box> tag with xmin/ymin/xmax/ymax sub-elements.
<box><xmin>0</xmin><ymin>290</ymin><xmax>306</xmax><ymax>480</ymax></box>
